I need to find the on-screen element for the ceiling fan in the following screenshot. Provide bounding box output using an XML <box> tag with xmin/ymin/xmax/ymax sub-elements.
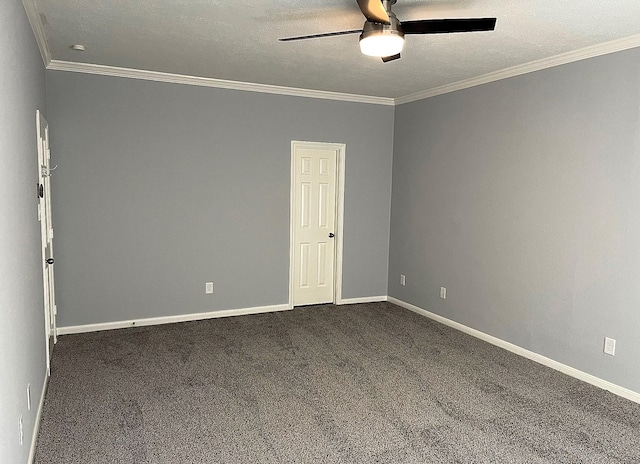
<box><xmin>279</xmin><ymin>0</ymin><xmax>496</xmax><ymax>62</ymax></box>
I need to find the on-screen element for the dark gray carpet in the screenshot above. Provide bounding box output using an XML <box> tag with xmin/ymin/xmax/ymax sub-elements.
<box><xmin>35</xmin><ymin>302</ymin><xmax>640</xmax><ymax>463</ymax></box>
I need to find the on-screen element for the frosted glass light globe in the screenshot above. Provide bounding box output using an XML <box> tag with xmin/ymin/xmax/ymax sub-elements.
<box><xmin>359</xmin><ymin>33</ymin><xmax>404</xmax><ymax>57</ymax></box>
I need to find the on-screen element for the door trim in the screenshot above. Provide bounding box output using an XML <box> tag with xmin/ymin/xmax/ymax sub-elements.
<box><xmin>36</xmin><ymin>109</ymin><xmax>57</xmax><ymax>374</ymax></box>
<box><xmin>289</xmin><ymin>141</ymin><xmax>346</xmax><ymax>308</ymax></box>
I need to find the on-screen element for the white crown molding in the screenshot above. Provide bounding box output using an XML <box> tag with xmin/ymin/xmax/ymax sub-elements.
<box><xmin>25</xmin><ymin>3</ymin><xmax>640</xmax><ymax>109</ymax></box>
<box><xmin>48</xmin><ymin>30</ymin><xmax>640</xmax><ymax>108</ymax></box>
<box><xmin>21</xmin><ymin>0</ymin><xmax>51</xmax><ymax>66</ymax></box>
<box><xmin>47</xmin><ymin>60</ymin><xmax>395</xmax><ymax>106</ymax></box>
<box><xmin>395</xmin><ymin>33</ymin><xmax>640</xmax><ymax>105</ymax></box>
<box><xmin>388</xmin><ymin>297</ymin><xmax>640</xmax><ymax>404</ymax></box>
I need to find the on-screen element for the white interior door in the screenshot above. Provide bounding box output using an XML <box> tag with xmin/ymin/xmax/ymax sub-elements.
<box><xmin>291</xmin><ymin>142</ymin><xmax>342</xmax><ymax>306</ymax></box>
<box><xmin>37</xmin><ymin>110</ymin><xmax>57</xmax><ymax>373</ymax></box>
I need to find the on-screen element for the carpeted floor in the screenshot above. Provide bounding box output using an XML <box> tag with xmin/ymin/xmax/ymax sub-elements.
<box><xmin>34</xmin><ymin>302</ymin><xmax>640</xmax><ymax>463</ymax></box>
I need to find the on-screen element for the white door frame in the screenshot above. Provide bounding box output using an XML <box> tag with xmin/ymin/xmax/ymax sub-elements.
<box><xmin>289</xmin><ymin>141</ymin><xmax>346</xmax><ymax>308</ymax></box>
<box><xmin>37</xmin><ymin>109</ymin><xmax>57</xmax><ymax>374</ymax></box>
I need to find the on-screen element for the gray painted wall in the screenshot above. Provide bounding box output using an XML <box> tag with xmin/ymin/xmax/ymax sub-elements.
<box><xmin>0</xmin><ymin>1</ymin><xmax>47</xmax><ymax>462</ymax></box>
<box><xmin>389</xmin><ymin>47</ymin><xmax>640</xmax><ymax>393</ymax></box>
<box><xmin>46</xmin><ymin>71</ymin><xmax>394</xmax><ymax>327</ymax></box>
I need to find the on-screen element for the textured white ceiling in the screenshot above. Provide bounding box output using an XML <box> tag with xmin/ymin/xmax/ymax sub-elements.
<box><xmin>26</xmin><ymin>0</ymin><xmax>640</xmax><ymax>99</ymax></box>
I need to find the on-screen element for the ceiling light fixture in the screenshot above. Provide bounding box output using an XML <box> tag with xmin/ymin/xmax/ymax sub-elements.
<box><xmin>359</xmin><ymin>29</ymin><xmax>404</xmax><ymax>57</ymax></box>
<box><xmin>358</xmin><ymin>12</ymin><xmax>404</xmax><ymax>58</ymax></box>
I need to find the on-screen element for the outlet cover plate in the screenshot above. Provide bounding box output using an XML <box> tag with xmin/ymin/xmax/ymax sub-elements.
<box><xmin>205</xmin><ymin>282</ymin><xmax>214</xmax><ymax>294</ymax></box>
<box><xmin>604</xmin><ymin>337</ymin><xmax>616</xmax><ymax>356</ymax></box>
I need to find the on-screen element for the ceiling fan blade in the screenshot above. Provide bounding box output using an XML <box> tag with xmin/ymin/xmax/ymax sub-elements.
<box><xmin>279</xmin><ymin>29</ymin><xmax>362</xmax><ymax>42</ymax></box>
<box><xmin>401</xmin><ymin>18</ymin><xmax>497</xmax><ymax>35</ymax></box>
<box><xmin>356</xmin><ymin>0</ymin><xmax>390</xmax><ymax>24</ymax></box>
<box><xmin>381</xmin><ymin>53</ymin><xmax>401</xmax><ymax>63</ymax></box>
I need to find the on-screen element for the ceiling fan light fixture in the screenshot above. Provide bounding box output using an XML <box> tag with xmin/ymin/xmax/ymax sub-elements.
<box><xmin>359</xmin><ymin>15</ymin><xmax>404</xmax><ymax>58</ymax></box>
<box><xmin>359</xmin><ymin>30</ymin><xmax>404</xmax><ymax>57</ymax></box>
<box><xmin>279</xmin><ymin>2</ymin><xmax>496</xmax><ymax>64</ymax></box>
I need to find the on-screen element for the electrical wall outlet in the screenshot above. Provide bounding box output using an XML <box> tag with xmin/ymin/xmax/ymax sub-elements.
<box><xmin>27</xmin><ymin>384</ymin><xmax>31</xmax><ymax>411</ymax></box>
<box><xmin>440</xmin><ymin>287</ymin><xmax>447</xmax><ymax>299</ymax></box>
<box><xmin>604</xmin><ymin>337</ymin><xmax>616</xmax><ymax>356</ymax></box>
<box><xmin>19</xmin><ymin>415</ymin><xmax>23</xmax><ymax>445</ymax></box>
<box><xmin>400</xmin><ymin>274</ymin><xmax>406</xmax><ymax>286</ymax></box>
<box><xmin>205</xmin><ymin>282</ymin><xmax>214</xmax><ymax>294</ymax></box>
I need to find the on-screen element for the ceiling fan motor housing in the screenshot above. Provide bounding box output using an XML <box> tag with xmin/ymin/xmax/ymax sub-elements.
<box><xmin>359</xmin><ymin>12</ymin><xmax>404</xmax><ymax>57</ymax></box>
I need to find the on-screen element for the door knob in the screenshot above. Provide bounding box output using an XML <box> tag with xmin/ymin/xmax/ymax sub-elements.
<box><xmin>328</xmin><ymin>233</ymin><xmax>335</xmax><ymax>238</ymax></box>
<box><xmin>46</xmin><ymin>258</ymin><xmax>54</xmax><ymax>265</ymax></box>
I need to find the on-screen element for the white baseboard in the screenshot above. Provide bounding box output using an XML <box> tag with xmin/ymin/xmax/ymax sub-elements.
<box><xmin>57</xmin><ymin>303</ymin><xmax>292</xmax><ymax>335</ymax></box>
<box><xmin>56</xmin><ymin>296</ymin><xmax>639</xmax><ymax>403</ymax></box>
<box><xmin>28</xmin><ymin>370</ymin><xmax>49</xmax><ymax>463</ymax></box>
<box><xmin>338</xmin><ymin>295</ymin><xmax>388</xmax><ymax>305</ymax></box>
<box><xmin>388</xmin><ymin>297</ymin><xmax>640</xmax><ymax>404</ymax></box>
<box><xmin>56</xmin><ymin>296</ymin><xmax>390</xmax><ymax>335</ymax></box>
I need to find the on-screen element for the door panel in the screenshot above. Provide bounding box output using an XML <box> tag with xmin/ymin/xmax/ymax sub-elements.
<box><xmin>292</xmin><ymin>145</ymin><xmax>338</xmax><ymax>306</ymax></box>
<box><xmin>37</xmin><ymin>110</ymin><xmax>57</xmax><ymax>372</ymax></box>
